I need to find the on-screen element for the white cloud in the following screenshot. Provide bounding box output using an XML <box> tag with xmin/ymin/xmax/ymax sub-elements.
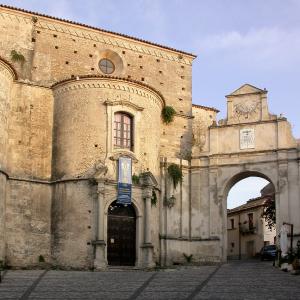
<box><xmin>196</xmin><ymin>27</ymin><xmax>300</xmax><ymax>70</ymax></box>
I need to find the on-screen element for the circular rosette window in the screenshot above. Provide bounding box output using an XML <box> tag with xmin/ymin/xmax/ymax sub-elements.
<box><xmin>98</xmin><ymin>49</ymin><xmax>124</xmax><ymax>76</ymax></box>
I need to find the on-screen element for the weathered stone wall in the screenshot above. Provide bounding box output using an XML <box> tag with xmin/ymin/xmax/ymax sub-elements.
<box><xmin>0</xmin><ymin>6</ymin><xmax>194</xmax><ymax>160</ymax></box>
<box><xmin>0</xmin><ymin>9</ymin><xmax>34</xmax><ymax>80</ymax></box>
<box><xmin>52</xmin><ymin>77</ymin><xmax>163</xmax><ymax>180</ymax></box>
<box><xmin>0</xmin><ymin>173</ymin><xmax>7</xmax><ymax>261</ymax></box>
<box><xmin>163</xmin><ymin>240</ymin><xmax>221</xmax><ymax>265</ymax></box>
<box><xmin>5</xmin><ymin>180</ymin><xmax>52</xmax><ymax>267</ymax></box>
<box><xmin>192</xmin><ymin>105</ymin><xmax>218</xmax><ymax>155</ymax></box>
<box><xmin>51</xmin><ymin>181</ymin><xmax>96</xmax><ymax>269</ymax></box>
<box><xmin>209</xmin><ymin>120</ymin><xmax>297</xmax><ymax>155</ymax></box>
<box><xmin>0</xmin><ymin>59</ymin><xmax>14</xmax><ymax>263</ymax></box>
<box><xmin>0</xmin><ymin>60</ymin><xmax>14</xmax><ymax>171</ymax></box>
<box><xmin>51</xmin><ymin>180</ymin><xmax>161</xmax><ymax>269</ymax></box>
<box><xmin>191</xmin><ymin>85</ymin><xmax>300</xmax><ymax>262</ymax></box>
<box><xmin>7</xmin><ymin>83</ymin><xmax>53</xmax><ymax>179</ymax></box>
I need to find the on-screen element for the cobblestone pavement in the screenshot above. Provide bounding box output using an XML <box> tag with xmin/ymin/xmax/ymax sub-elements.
<box><xmin>0</xmin><ymin>261</ymin><xmax>300</xmax><ymax>299</ymax></box>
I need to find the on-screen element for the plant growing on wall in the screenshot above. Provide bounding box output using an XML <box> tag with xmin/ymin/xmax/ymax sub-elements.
<box><xmin>167</xmin><ymin>163</ymin><xmax>183</xmax><ymax>189</ymax></box>
<box><xmin>261</xmin><ymin>197</ymin><xmax>276</xmax><ymax>229</ymax></box>
<box><xmin>183</xmin><ymin>253</ymin><xmax>193</xmax><ymax>263</ymax></box>
<box><xmin>31</xmin><ymin>16</ymin><xmax>38</xmax><ymax>23</ymax></box>
<box><xmin>10</xmin><ymin>50</ymin><xmax>26</xmax><ymax>64</ymax></box>
<box><xmin>151</xmin><ymin>190</ymin><xmax>157</xmax><ymax>206</ymax></box>
<box><xmin>163</xmin><ymin>195</ymin><xmax>176</xmax><ymax>208</ymax></box>
<box><xmin>132</xmin><ymin>174</ymin><xmax>140</xmax><ymax>185</ymax></box>
<box><xmin>161</xmin><ymin>106</ymin><xmax>176</xmax><ymax>124</ymax></box>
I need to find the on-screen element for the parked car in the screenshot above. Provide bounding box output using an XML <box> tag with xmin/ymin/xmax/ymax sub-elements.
<box><xmin>260</xmin><ymin>244</ymin><xmax>277</xmax><ymax>260</ymax></box>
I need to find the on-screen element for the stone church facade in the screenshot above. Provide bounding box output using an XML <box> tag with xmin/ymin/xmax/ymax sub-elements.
<box><xmin>0</xmin><ymin>5</ymin><xmax>299</xmax><ymax>269</ymax></box>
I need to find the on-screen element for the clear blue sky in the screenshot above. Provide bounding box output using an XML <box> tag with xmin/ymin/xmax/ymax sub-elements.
<box><xmin>2</xmin><ymin>0</ymin><xmax>298</xmax><ymax>207</ymax></box>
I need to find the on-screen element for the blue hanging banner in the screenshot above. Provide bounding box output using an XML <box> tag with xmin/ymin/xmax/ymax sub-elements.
<box><xmin>117</xmin><ymin>157</ymin><xmax>132</xmax><ymax>205</ymax></box>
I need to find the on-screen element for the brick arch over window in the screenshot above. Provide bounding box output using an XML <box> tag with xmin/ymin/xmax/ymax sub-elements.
<box><xmin>114</xmin><ymin>112</ymin><xmax>133</xmax><ymax>150</ymax></box>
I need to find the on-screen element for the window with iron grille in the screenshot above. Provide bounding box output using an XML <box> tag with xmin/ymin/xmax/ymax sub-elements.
<box><xmin>114</xmin><ymin>112</ymin><xmax>133</xmax><ymax>150</ymax></box>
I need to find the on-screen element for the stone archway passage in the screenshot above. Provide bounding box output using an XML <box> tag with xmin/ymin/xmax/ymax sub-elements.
<box><xmin>188</xmin><ymin>84</ymin><xmax>300</xmax><ymax>263</ymax></box>
<box><xmin>107</xmin><ymin>201</ymin><xmax>136</xmax><ymax>266</ymax></box>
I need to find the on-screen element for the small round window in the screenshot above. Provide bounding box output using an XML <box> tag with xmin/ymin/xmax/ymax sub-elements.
<box><xmin>99</xmin><ymin>58</ymin><xmax>115</xmax><ymax>74</ymax></box>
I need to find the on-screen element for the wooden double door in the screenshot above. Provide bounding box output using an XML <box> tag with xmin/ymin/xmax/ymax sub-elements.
<box><xmin>107</xmin><ymin>201</ymin><xmax>136</xmax><ymax>266</ymax></box>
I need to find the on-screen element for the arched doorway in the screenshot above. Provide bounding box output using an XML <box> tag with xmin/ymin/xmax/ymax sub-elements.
<box><xmin>107</xmin><ymin>201</ymin><xmax>136</xmax><ymax>266</ymax></box>
<box><xmin>225</xmin><ymin>172</ymin><xmax>276</xmax><ymax>260</ymax></box>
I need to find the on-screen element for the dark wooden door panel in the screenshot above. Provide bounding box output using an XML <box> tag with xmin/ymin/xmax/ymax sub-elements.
<box><xmin>107</xmin><ymin>202</ymin><xmax>136</xmax><ymax>266</ymax></box>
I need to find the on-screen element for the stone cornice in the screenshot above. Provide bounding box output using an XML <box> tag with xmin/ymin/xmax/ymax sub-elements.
<box><xmin>104</xmin><ymin>100</ymin><xmax>144</xmax><ymax>111</ymax></box>
<box><xmin>0</xmin><ymin>5</ymin><xmax>195</xmax><ymax>65</ymax></box>
<box><xmin>192</xmin><ymin>103</ymin><xmax>219</xmax><ymax>113</ymax></box>
<box><xmin>159</xmin><ymin>235</ymin><xmax>220</xmax><ymax>241</ymax></box>
<box><xmin>197</xmin><ymin>147</ymin><xmax>298</xmax><ymax>158</ymax></box>
<box><xmin>175</xmin><ymin>112</ymin><xmax>194</xmax><ymax>120</ymax></box>
<box><xmin>52</xmin><ymin>76</ymin><xmax>165</xmax><ymax>109</ymax></box>
<box><xmin>190</xmin><ymin>156</ymin><xmax>298</xmax><ymax>170</ymax></box>
<box><xmin>212</xmin><ymin>118</ymin><xmax>286</xmax><ymax>129</ymax></box>
<box><xmin>108</xmin><ymin>150</ymin><xmax>139</xmax><ymax>163</ymax></box>
<box><xmin>226</xmin><ymin>91</ymin><xmax>267</xmax><ymax>98</ymax></box>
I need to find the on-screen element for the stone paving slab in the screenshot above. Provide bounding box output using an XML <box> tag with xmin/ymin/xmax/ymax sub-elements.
<box><xmin>136</xmin><ymin>291</ymin><xmax>191</xmax><ymax>299</ymax></box>
<box><xmin>0</xmin><ymin>270</ymin><xmax>43</xmax><ymax>300</ymax></box>
<box><xmin>0</xmin><ymin>261</ymin><xmax>299</xmax><ymax>300</ymax></box>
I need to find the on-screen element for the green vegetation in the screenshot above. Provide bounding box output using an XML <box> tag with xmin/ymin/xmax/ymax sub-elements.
<box><xmin>261</xmin><ymin>197</ymin><xmax>275</xmax><ymax>229</ymax></box>
<box><xmin>10</xmin><ymin>50</ymin><xmax>26</xmax><ymax>63</ymax></box>
<box><xmin>167</xmin><ymin>163</ymin><xmax>183</xmax><ymax>189</ymax></box>
<box><xmin>161</xmin><ymin>106</ymin><xmax>176</xmax><ymax>124</ymax></box>
<box><xmin>31</xmin><ymin>16</ymin><xmax>38</xmax><ymax>23</ymax></box>
<box><xmin>183</xmin><ymin>253</ymin><xmax>193</xmax><ymax>263</ymax></box>
<box><xmin>38</xmin><ymin>255</ymin><xmax>45</xmax><ymax>263</ymax></box>
<box><xmin>151</xmin><ymin>190</ymin><xmax>157</xmax><ymax>206</ymax></box>
<box><xmin>132</xmin><ymin>174</ymin><xmax>140</xmax><ymax>185</ymax></box>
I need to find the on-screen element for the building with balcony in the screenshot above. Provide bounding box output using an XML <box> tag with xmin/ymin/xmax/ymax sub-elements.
<box><xmin>227</xmin><ymin>183</ymin><xmax>276</xmax><ymax>259</ymax></box>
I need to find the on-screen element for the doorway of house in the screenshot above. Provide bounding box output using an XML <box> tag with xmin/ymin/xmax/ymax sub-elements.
<box><xmin>246</xmin><ymin>240</ymin><xmax>255</xmax><ymax>258</ymax></box>
<box><xmin>107</xmin><ymin>201</ymin><xmax>136</xmax><ymax>266</ymax></box>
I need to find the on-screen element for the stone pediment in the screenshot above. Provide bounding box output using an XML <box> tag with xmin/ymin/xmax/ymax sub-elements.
<box><xmin>227</xmin><ymin>84</ymin><xmax>267</xmax><ymax>97</ymax></box>
<box><xmin>140</xmin><ymin>171</ymin><xmax>158</xmax><ymax>187</ymax></box>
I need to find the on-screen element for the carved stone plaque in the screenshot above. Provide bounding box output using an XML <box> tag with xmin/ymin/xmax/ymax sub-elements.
<box><xmin>240</xmin><ymin>128</ymin><xmax>255</xmax><ymax>149</ymax></box>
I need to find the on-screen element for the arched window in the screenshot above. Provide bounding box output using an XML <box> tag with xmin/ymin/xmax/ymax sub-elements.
<box><xmin>114</xmin><ymin>112</ymin><xmax>133</xmax><ymax>150</ymax></box>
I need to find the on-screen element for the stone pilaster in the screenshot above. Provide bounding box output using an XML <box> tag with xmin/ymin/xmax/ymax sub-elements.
<box><xmin>93</xmin><ymin>180</ymin><xmax>107</xmax><ymax>270</ymax></box>
<box><xmin>140</xmin><ymin>172</ymin><xmax>157</xmax><ymax>268</ymax></box>
<box><xmin>277</xmin><ymin>150</ymin><xmax>289</xmax><ymax>226</ymax></box>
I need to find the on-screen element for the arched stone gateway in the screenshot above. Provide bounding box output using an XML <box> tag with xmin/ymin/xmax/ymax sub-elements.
<box><xmin>190</xmin><ymin>84</ymin><xmax>300</xmax><ymax>262</ymax></box>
